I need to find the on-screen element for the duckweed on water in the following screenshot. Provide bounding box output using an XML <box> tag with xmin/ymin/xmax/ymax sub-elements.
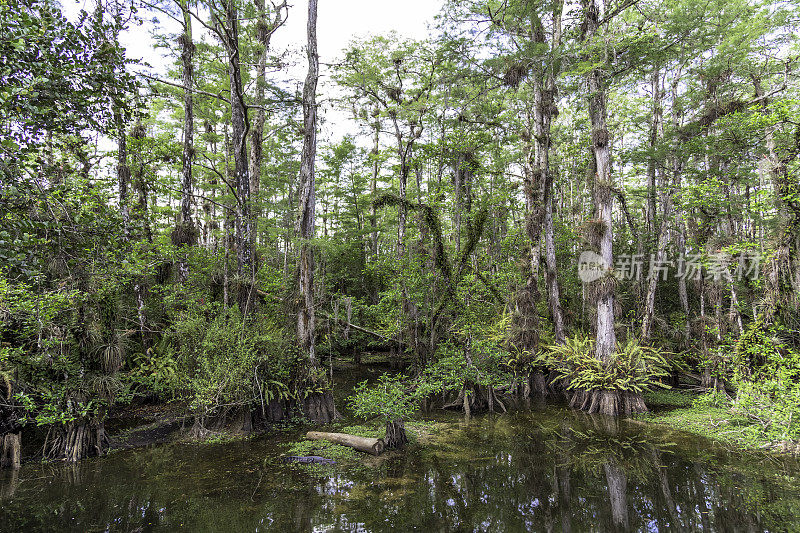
<box><xmin>643</xmin><ymin>406</ymin><xmax>775</xmax><ymax>451</ymax></box>
<box><xmin>643</xmin><ymin>389</ymin><xmax>698</xmax><ymax>408</ymax></box>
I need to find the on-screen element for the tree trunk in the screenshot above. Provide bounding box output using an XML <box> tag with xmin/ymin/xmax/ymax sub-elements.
<box><xmin>384</xmin><ymin>419</ymin><xmax>408</xmax><ymax>449</ymax></box>
<box><xmin>582</xmin><ymin>0</ymin><xmax>616</xmax><ymax>363</ymax></box>
<box><xmin>177</xmin><ymin>0</ymin><xmax>195</xmax><ymax>283</ymax></box>
<box><xmin>545</xmin><ymin>187</ymin><xmax>565</xmax><ymax>345</ymax></box>
<box><xmin>130</xmin><ymin>122</ymin><xmax>150</xmax><ymax>351</ymax></box>
<box><xmin>297</xmin><ymin>0</ymin><xmax>319</xmax><ymax>364</ymax></box>
<box><xmin>578</xmin><ymin>0</ymin><xmax>645</xmax><ymax>416</ymax></box>
<box><xmin>670</xmin><ymin>77</ymin><xmax>691</xmax><ymax>343</ymax></box>
<box><xmin>755</xmin><ymin>76</ymin><xmax>800</xmax><ymax>322</ymax></box>
<box><xmin>543</xmin><ymin>5</ymin><xmax>565</xmax><ymax>345</ymax></box>
<box><xmin>370</xmin><ymin>111</ymin><xmax>380</xmax><ymax>263</ymax></box>
<box><xmin>0</xmin><ymin>433</ymin><xmax>21</xmax><ymax>469</ymax></box>
<box><xmin>131</xmin><ymin>122</ymin><xmax>152</xmax><ymax>242</ymax></box>
<box><xmin>512</xmin><ymin>109</ymin><xmax>545</xmax><ymax>362</ymax></box>
<box><xmin>641</xmin><ymin>68</ymin><xmax>665</xmax><ymax>341</ymax></box>
<box><xmin>115</xmin><ymin>110</ymin><xmax>130</xmax><ymax>239</ymax></box>
<box><xmin>220</xmin><ymin>0</ymin><xmax>253</xmax><ymax>312</ymax></box>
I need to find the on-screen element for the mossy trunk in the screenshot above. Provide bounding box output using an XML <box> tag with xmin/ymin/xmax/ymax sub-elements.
<box><xmin>1</xmin><ymin>380</ymin><xmax>22</xmax><ymax>469</ymax></box>
<box><xmin>385</xmin><ymin>419</ymin><xmax>408</xmax><ymax>449</ymax></box>
<box><xmin>264</xmin><ymin>399</ymin><xmax>289</xmax><ymax>423</ymax></box>
<box><xmin>531</xmin><ymin>371</ymin><xmax>549</xmax><ymax>397</ymax></box>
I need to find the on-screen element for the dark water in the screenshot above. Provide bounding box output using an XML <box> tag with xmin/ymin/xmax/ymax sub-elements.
<box><xmin>2</xmin><ymin>405</ymin><xmax>800</xmax><ymax>532</ymax></box>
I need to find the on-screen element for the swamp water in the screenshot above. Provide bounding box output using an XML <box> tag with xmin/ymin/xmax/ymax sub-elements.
<box><xmin>1</xmin><ymin>383</ymin><xmax>800</xmax><ymax>531</ymax></box>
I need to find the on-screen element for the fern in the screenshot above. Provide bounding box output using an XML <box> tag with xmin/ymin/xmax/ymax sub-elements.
<box><xmin>538</xmin><ymin>334</ymin><xmax>670</xmax><ymax>393</ymax></box>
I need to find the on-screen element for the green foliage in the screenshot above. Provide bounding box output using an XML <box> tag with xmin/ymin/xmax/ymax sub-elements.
<box><xmin>421</xmin><ymin>340</ymin><xmax>515</xmax><ymax>397</ymax></box>
<box><xmin>540</xmin><ymin>334</ymin><xmax>670</xmax><ymax>393</ymax></box>
<box><xmin>0</xmin><ymin>0</ymin><xmax>137</xmax><ymax>178</ymax></box>
<box><xmin>0</xmin><ymin>270</ymin><xmax>130</xmax><ymax>427</ymax></box>
<box><xmin>727</xmin><ymin>321</ymin><xmax>800</xmax><ymax>442</ymax></box>
<box><xmin>348</xmin><ymin>373</ymin><xmax>417</xmax><ymax>423</ymax></box>
<box><xmin>643</xmin><ymin>389</ymin><xmax>697</xmax><ymax>408</ymax></box>
<box><xmin>129</xmin><ymin>337</ymin><xmax>178</xmax><ymax>398</ymax></box>
<box><xmin>169</xmin><ymin>305</ymin><xmax>293</xmax><ymax>417</ymax></box>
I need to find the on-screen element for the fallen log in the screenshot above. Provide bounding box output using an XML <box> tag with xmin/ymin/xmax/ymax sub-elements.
<box><xmin>305</xmin><ymin>431</ymin><xmax>385</xmax><ymax>456</ymax></box>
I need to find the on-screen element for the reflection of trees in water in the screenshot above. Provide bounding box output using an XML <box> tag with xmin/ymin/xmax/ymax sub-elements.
<box><xmin>0</xmin><ymin>468</ymin><xmax>18</xmax><ymax>498</ymax></box>
<box><xmin>544</xmin><ymin>412</ymin><xmax>779</xmax><ymax>532</ymax></box>
<box><xmin>330</xmin><ymin>413</ymin><xmax>785</xmax><ymax>532</ymax></box>
<box><xmin>0</xmin><ymin>416</ymin><xmax>798</xmax><ymax>531</ymax></box>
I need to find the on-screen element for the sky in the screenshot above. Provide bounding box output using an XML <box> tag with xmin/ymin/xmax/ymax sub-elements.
<box><xmin>62</xmin><ymin>0</ymin><xmax>442</xmax><ymax>74</ymax></box>
<box><xmin>61</xmin><ymin>0</ymin><xmax>444</xmax><ymax>143</ymax></box>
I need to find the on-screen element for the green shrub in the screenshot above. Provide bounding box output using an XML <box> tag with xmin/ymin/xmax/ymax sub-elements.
<box><xmin>347</xmin><ymin>373</ymin><xmax>417</xmax><ymax>423</ymax></box>
<box><xmin>728</xmin><ymin>321</ymin><xmax>800</xmax><ymax>442</ymax></box>
<box><xmin>419</xmin><ymin>340</ymin><xmax>515</xmax><ymax>397</ymax></box>
<box><xmin>169</xmin><ymin>305</ymin><xmax>294</xmax><ymax>418</ymax></box>
<box><xmin>129</xmin><ymin>336</ymin><xmax>179</xmax><ymax>398</ymax></box>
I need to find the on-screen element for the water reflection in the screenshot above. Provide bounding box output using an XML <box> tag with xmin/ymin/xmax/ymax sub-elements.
<box><xmin>1</xmin><ymin>408</ymin><xmax>799</xmax><ymax>532</ymax></box>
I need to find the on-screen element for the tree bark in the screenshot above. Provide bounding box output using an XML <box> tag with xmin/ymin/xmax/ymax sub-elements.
<box><xmin>641</xmin><ymin>68</ymin><xmax>664</xmax><ymax>341</ymax></box>
<box><xmin>115</xmin><ymin>110</ymin><xmax>130</xmax><ymax>239</ymax></box>
<box><xmin>582</xmin><ymin>0</ymin><xmax>616</xmax><ymax>363</ymax></box>
<box><xmin>219</xmin><ymin>0</ymin><xmax>253</xmax><ymax>311</ymax></box>
<box><xmin>297</xmin><ymin>0</ymin><xmax>319</xmax><ymax>363</ymax></box>
<box><xmin>369</xmin><ymin>110</ymin><xmax>380</xmax><ymax>263</ymax></box>
<box><xmin>177</xmin><ymin>0</ymin><xmax>195</xmax><ymax>283</ymax></box>
<box><xmin>544</xmin><ymin>2</ymin><xmax>565</xmax><ymax>345</ymax></box>
<box><xmin>0</xmin><ymin>433</ymin><xmax>21</xmax><ymax>469</ymax></box>
<box><xmin>545</xmin><ymin>192</ymin><xmax>565</xmax><ymax>344</ymax></box>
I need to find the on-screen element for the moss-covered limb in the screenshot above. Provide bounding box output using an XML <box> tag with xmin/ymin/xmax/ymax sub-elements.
<box><xmin>373</xmin><ymin>193</ymin><xmax>490</xmax><ymax>332</ymax></box>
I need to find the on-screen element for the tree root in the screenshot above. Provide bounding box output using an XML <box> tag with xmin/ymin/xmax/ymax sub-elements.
<box><xmin>45</xmin><ymin>421</ymin><xmax>109</xmax><ymax>463</ymax></box>
<box><xmin>571</xmin><ymin>389</ymin><xmax>648</xmax><ymax>416</ymax></box>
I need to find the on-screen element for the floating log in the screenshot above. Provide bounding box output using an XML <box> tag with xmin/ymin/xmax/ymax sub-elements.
<box><xmin>305</xmin><ymin>431</ymin><xmax>385</xmax><ymax>456</ymax></box>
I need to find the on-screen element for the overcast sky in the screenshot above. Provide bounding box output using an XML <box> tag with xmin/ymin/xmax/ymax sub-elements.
<box><xmin>62</xmin><ymin>0</ymin><xmax>443</xmax><ymax>143</ymax></box>
<box><xmin>63</xmin><ymin>0</ymin><xmax>442</xmax><ymax>74</ymax></box>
